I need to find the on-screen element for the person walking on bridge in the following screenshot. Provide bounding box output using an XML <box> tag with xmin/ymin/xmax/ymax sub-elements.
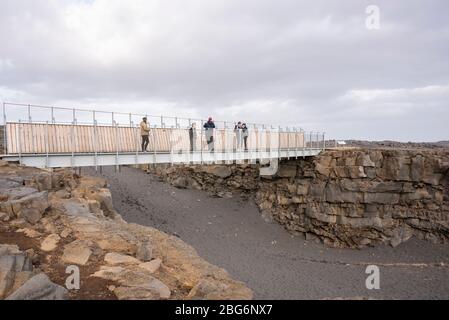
<box><xmin>140</xmin><ymin>117</ymin><xmax>151</xmax><ymax>152</ymax></box>
<box><xmin>203</xmin><ymin>117</ymin><xmax>215</xmax><ymax>151</ymax></box>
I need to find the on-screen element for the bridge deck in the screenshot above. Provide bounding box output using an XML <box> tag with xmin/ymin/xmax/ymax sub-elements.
<box><xmin>1</xmin><ymin>122</ymin><xmax>324</xmax><ymax>168</ymax></box>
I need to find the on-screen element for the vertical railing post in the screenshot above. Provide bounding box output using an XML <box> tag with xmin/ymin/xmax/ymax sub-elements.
<box><xmin>17</xmin><ymin>120</ymin><xmax>22</xmax><ymax>165</ymax></box>
<box><xmin>323</xmin><ymin>132</ymin><xmax>326</xmax><ymax>151</ymax></box>
<box><xmin>45</xmin><ymin>121</ymin><xmax>49</xmax><ymax>168</ymax></box>
<box><xmin>309</xmin><ymin>132</ymin><xmax>313</xmax><ymax>150</ymax></box>
<box><xmin>2</xmin><ymin>102</ymin><xmax>6</xmax><ymax>154</ymax></box>
<box><xmin>152</xmin><ymin>126</ymin><xmax>157</xmax><ymax>165</ymax></box>
<box><xmin>287</xmin><ymin>127</ymin><xmax>290</xmax><ymax>159</ymax></box>
<box><xmin>278</xmin><ymin>126</ymin><xmax>281</xmax><ymax>159</ymax></box>
<box><xmin>294</xmin><ymin>127</ymin><xmax>298</xmax><ymax>159</ymax></box>
<box><xmin>169</xmin><ymin>127</ymin><xmax>174</xmax><ymax>166</ymax></box>
<box><xmin>200</xmin><ymin>120</ymin><xmax>204</xmax><ymax>164</ymax></box>
<box><xmin>51</xmin><ymin>107</ymin><xmax>55</xmax><ymax>124</ymax></box>
<box><xmin>71</xmin><ymin>116</ymin><xmax>75</xmax><ymax>169</ymax></box>
<box><xmin>28</xmin><ymin>105</ymin><xmax>36</xmax><ymax>153</ymax></box>
<box><xmin>302</xmin><ymin>129</ymin><xmax>305</xmax><ymax>159</ymax></box>
<box><xmin>115</xmin><ymin>121</ymin><xmax>119</xmax><ymax>172</ymax></box>
<box><xmin>134</xmin><ymin>121</ymin><xmax>139</xmax><ymax>165</ymax></box>
<box><xmin>94</xmin><ymin>118</ymin><xmax>98</xmax><ymax>172</ymax></box>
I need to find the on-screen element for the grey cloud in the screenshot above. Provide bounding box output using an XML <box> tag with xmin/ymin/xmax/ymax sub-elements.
<box><xmin>0</xmin><ymin>0</ymin><xmax>448</xmax><ymax>141</ymax></box>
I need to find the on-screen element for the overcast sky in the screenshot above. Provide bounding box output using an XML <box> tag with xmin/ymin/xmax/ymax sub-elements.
<box><xmin>0</xmin><ymin>0</ymin><xmax>448</xmax><ymax>141</ymax></box>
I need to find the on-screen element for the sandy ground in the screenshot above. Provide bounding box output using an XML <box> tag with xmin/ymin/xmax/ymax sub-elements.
<box><xmin>86</xmin><ymin>166</ymin><xmax>449</xmax><ymax>300</ymax></box>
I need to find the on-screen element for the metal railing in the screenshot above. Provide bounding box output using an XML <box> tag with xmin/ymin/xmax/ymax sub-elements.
<box><xmin>1</xmin><ymin>102</ymin><xmax>326</xmax><ymax>159</ymax></box>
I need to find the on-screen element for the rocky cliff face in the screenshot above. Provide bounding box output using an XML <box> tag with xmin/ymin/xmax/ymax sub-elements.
<box><xmin>0</xmin><ymin>160</ymin><xmax>252</xmax><ymax>300</ymax></box>
<box><xmin>148</xmin><ymin>148</ymin><xmax>449</xmax><ymax>248</ymax></box>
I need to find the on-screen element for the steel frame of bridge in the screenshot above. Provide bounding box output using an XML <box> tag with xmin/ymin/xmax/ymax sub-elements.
<box><xmin>1</xmin><ymin>148</ymin><xmax>323</xmax><ymax>169</ymax></box>
<box><xmin>1</xmin><ymin>102</ymin><xmax>326</xmax><ymax>173</ymax></box>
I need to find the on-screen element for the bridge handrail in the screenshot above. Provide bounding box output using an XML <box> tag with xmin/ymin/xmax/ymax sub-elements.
<box><xmin>1</xmin><ymin>101</ymin><xmax>315</xmax><ymax>131</ymax></box>
<box><xmin>1</xmin><ymin>102</ymin><xmax>326</xmax><ymax>156</ymax></box>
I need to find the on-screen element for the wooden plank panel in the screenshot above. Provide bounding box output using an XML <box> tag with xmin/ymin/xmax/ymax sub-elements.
<box><xmin>101</xmin><ymin>126</ymin><xmax>108</xmax><ymax>153</ymax></box>
<box><xmin>21</xmin><ymin>124</ymin><xmax>27</xmax><ymax>153</ymax></box>
<box><xmin>36</xmin><ymin>124</ymin><xmax>43</xmax><ymax>153</ymax></box>
<box><xmin>84</xmin><ymin>125</ymin><xmax>91</xmax><ymax>152</ymax></box>
<box><xmin>102</xmin><ymin>126</ymin><xmax>108</xmax><ymax>152</ymax></box>
<box><xmin>67</xmin><ymin>125</ymin><xmax>73</xmax><ymax>153</ymax></box>
<box><xmin>7</xmin><ymin>124</ymin><xmax>14</xmax><ymax>154</ymax></box>
<box><xmin>5</xmin><ymin>123</ymin><xmax>303</xmax><ymax>155</ymax></box>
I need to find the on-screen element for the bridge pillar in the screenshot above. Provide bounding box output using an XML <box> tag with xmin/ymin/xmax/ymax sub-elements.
<box><xmin>259</xmin><ymin>158</ymin><xmax>279</xmax><ymax>176</ymax></box>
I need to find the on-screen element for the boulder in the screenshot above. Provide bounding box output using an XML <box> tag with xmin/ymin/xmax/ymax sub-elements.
<box><xmin>0</xmin><ymin>187</ymin><xmax>38</xmax><ymax>200</ymax></box>
<box><xmin>0</xmin><ymin>160</ymin><xmax>9</xmax><ymax>167</ymax></box>
<box><xmin>40</xmin><ymin>234</ymin><xmax>61</xmax><ymax>252</ymax></box>
<box><xmin>356</xmin><ymin>154</ymin><xmax>375</xmax><ymax>167</ymax></box>
<box><xmin>92</xmin><ymin>266</ymin><xmax>171</xmax><ymax>300</ymax></box>
<box><xmin>172</xmin><ymin>177</ymin><xmax>188</xmax><ymax>189</ymax></box>
<box><xmin>139</xmin><ymin>259</ymin><xmax>162</xmax><ymax>274</ymax></box>
<box><xmin>364</xmin><ymin>193</ymin><xmax>400</xmax><ymax>205</ymax></box>
<box><xmin>68</xmin><ymin>216</ymin><xmax>138</xmax><ymax>254</ymax></box>
<box><xmin>325</xmin><ymin>183</ymin><xmax>361</xmax><ymax>203</ymax></box>
<box><xmin>315</xmin><ymin>163</ymin><xmax>331</xmax><ymax>177</ymax></box>
<box><xmin>6</xmin><ymin>273</ymin><xmax>68</xmax><ymax>300</ymax></box>
<box><xmin>348</xmin><ymin>166</ymin><xmax>367</xmax><ymax>179</ymax></box>
<box><xmin>104</xmin><ymin>253</ymin><xmax>140</xmax><ymax>266</ymax></box>
<box><xmin>0</xmin><ymin>245</ymin><xmax>34</xmax><ymax>299</ymax></box>
<box><xmin>61</xmin><ymin>240</ymin><xmax>93</xmax><ymax>266</ymax></box>
<box><xmin>33</xmin><ymin>173</ymin><xmax>53</xmax><ymax>191</ymax></box>
<box><xmin>83</xmin><ymin>188</ymin><xmax>118</xmax><ymax>218</ymax></box>
<box><xmin>136</xmin><ymin>240</ymin><xmax>153</xmax><ymax>262</ymax></box>
<box><xmin>277</xmin><ymin>165</ymin><xmax>297</xmax><ymax>178</ymax></box>
<box><xmin>390</xmin><ymin>226</ymin><xmax>414</xmax><ymax>247</ymax></box>
<box><xmin>10</xmin><ymin>191</ymin><xmax>50</xmax><ymax>224</ymax></box>
<box><xmin>16</xmin><ymin>228</ymin><xmax>42</xmax><ymax>238</ymax></box>
<box><xmin>0</xmin><ymin>212</ymin><xmax>9</xmax><ymax>222</ymax></box>
<box><xmin>200</xmin><ymin>166</ymin><xmax>232</xmax><ymax>179</ymax></box>
<box><xmin>0</xmin><ymin>178</ymin><xmax>22</xmax><ymax>190</ymax></box>
<box><xmin>187</xmin><ymin>278</ymin><xmax>251</xmax><ymax>300</ymax></box>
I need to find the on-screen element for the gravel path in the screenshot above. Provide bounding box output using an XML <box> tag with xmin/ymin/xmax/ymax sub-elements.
<box><xmin>87</xmin><ymin>166</ymin><xmax>449</xmax><ymax>300</ymax></box>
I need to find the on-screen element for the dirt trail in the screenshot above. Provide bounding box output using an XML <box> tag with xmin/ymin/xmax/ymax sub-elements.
<box><xmin>87</xmin><ymin>166</ymin><xmax>449</xmax><ymax>299</ymax></box>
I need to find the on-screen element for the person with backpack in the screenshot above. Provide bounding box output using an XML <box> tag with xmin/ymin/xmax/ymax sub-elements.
<box><xmin>140</xmin><ymin>117</ymin><xmax>151</xmax><ymax>152</ymax></box>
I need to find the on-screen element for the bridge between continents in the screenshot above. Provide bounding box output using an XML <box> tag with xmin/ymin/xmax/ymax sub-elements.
<box><xmin>0</xmin><ymin>102</ymin><xmax>325</xmax><ymax>175</ymax></box>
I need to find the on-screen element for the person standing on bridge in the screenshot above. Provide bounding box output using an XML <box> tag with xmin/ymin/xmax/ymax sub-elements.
<box><xmin>140</xmin><ymin>117</ymin><xmax>151</xmax><ymax>152</ymax></box>
<box><xmin>242</xmin><ymin>123</ymin><xmax>249</xmax><ymax>151</ymax></box>
<box><xmin>189</xmin><ymin>123</ymin><xmax>197</xmax><ymax>152</ymax></box>
<box><xmin>203</xmin><ymin>117</ymin><xmax>215</xmax><ymax>152</ymax></box>
<box><xmin>234</xmin><ymin>121</ymin><xmax>243</xmax><ymax>150</ymax></box>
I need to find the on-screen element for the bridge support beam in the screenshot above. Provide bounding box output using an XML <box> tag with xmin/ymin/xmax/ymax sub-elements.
<box><xmin>259</xmin><ymin>158</ymin><xmax>279</xmax><ymax>176</ymax></box>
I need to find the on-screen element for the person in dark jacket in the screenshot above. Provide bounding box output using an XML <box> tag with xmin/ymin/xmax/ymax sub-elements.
<box><xmin>242</xmin><ymin>123</ymin><xmax>249</xmax><ymax>151</ymax></box>
<box><xmin>189</xmin><ymin>123</ymin><xmax>197</xmax><ymax>152</ymax></box>
<box><xmin>203</xmin><ymin>117</ymin><xmax>215</xmax><ymax>151</ymax></box>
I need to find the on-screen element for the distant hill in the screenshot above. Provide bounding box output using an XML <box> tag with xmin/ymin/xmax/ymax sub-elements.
<box><xmin>435</xmin><ymin>141</ymin><xmax>449</xmax><ymax>148</ymax></box>
<box><xmin>343</xmin><ymin>140</ymin><xmax>449</xmax><ymax>150</ymax></box>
